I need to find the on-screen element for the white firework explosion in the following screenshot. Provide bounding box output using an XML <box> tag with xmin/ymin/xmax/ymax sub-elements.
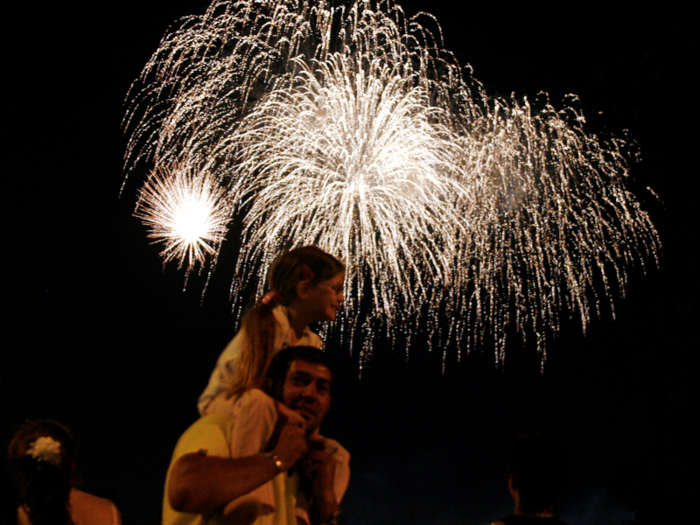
<box><xmin>225</xmin><ymin>55</ymin><xmax>471</xmax><ymax>334</ymax></box>
<box><xmin>134</xmin><ymin>166</ymin><xmax>231</xmax><ymax>275</ymax></box>
<box><xmin>124</xmin><ymin>0</ymin><xmax>660</xmax><ymax>366</ymax></box>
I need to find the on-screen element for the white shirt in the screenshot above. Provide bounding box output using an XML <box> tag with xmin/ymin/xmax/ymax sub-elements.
<box><xmin>198</xmin><ymin>305</ymin><xmax>322</xmax><ymax>415</ymax></box>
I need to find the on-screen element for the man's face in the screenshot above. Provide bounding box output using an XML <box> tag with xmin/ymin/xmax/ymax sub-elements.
<box><xmin>282</xmin><ymin>359</ymin><xmax>332</xmax><ymax>434</ymax></box>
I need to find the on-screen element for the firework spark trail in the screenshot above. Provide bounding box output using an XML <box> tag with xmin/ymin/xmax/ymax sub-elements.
<box><xmin>448</xmin><ymin>93</ymin><xmax>660</xmax><ymax>363</ymax></box>
<box><xmin>125</xmin><ymin>0</ymin><xmax>660</xmax><ymax>366</ymax></box>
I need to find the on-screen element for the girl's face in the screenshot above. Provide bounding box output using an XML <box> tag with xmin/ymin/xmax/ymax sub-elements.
<box><xmin>307</xmin><ymin>271</ymin><xmax>345</xmax><ymax>322</ymax></box>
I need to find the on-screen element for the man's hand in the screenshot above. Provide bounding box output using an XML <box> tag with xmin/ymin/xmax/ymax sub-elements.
<box><xmin>301</xmin><ymin>438</ymin><xmax>340</xmax><ymax>523</ymax></box>
<box><xmin>270</xmin><ymin>417</ymin><xmax>308</xmax><ymax>471</ymax></box>
<box><xmin>275</xmin><ymin>400</ymin><xmax>306</xmax><ymax>429</ymax></box>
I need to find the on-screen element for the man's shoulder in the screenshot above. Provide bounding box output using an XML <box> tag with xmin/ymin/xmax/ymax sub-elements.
<box><xmin>190</xmin><ymin>411</ymin><xmax>238</xmax><ymax>430</ymax></box>
<box><xmin>174</xmin><ymin>413</ymin><xmax>239</xmax><ymax>458</ymax></box>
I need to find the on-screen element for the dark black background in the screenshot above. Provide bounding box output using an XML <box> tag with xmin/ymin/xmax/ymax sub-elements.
<box><xmin>4</xmin><ymin>2</ymin><xmax>695</xmax><ymax>524</ymax></box>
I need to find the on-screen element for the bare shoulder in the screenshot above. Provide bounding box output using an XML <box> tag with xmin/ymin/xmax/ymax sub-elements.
<box><xmin>70</xmin><ymin>489</ymin><xmax>120</xmax><ymax>525</ymax></box>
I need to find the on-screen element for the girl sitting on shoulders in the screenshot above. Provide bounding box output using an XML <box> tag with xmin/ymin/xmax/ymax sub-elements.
<box><xmin>198</xmin><ymin>245</ymin><xmax>345</xmax><ymax>416</ymax></box>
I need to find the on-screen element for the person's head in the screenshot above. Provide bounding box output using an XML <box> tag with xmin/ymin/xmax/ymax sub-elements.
<box><xmin>266</xmin><ymin>245</ymin><xmax>345</xmax><ymax>322</ymax></box>
<box><xmin>8</xmin><ymin>420</ymin><xmax>80</xmax><ymax>525</ymax></box>
<box><xmin>266</xmin><ymin>346</ymin><xmax>334</xmax><ymax>434</ymax></box>
<box><xmin>506</xmin><ymin>432</ymin><xmax>567</xmax><ymax>516</ymax></box>
<box><xmin>232</xmin><ymin>247</ymin><xmax>343</xmax><ymax>397</ymax></box>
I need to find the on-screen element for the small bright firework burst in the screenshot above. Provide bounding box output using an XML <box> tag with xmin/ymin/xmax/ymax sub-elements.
<box><xmin>134</xmin><ymin>166</ymin><xmax>231</xmax><ymax>275</ymax></box>
<box><xmin>124</xmin><ymin>0</ymin><xmax>660</xmax><ymax>367</ymax></box>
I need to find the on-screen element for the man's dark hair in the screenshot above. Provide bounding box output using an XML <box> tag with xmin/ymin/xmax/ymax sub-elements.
<box><xmin>507</xmin><ymin>432</ymin><xmax>567</xmax><ymax>515</ymax></box>
<box><xmin>265</xmin><ymin>346</ymin><xmax>333</xmax><ymax>395</ymax></box>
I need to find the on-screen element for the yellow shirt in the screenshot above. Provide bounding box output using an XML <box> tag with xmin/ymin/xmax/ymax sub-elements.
<box><xmin>162</xmin><ymin>412</ymin><xmax>305</xmax><ymax>525</ymax></box>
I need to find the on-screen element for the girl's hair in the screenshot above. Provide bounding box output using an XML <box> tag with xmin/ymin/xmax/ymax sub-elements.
<box><xmin>7</xmin><ymin>420</ymin><xmax>80</xmax><ymax>525</ymax></box>
<box><xmin>232</xmin><ymin>246</ymin><xmax>344</xmax><ymax>397</ymax></box>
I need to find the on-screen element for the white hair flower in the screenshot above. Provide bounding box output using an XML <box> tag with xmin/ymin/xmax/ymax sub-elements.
<box><xmin>26</xmin><ymin>436</ymin><xmax>62</xmax><ymax>466</ymax></box>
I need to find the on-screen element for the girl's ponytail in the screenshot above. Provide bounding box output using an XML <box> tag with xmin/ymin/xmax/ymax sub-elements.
<box><xmin>231</xmin><ymin>299</ymin><xmax>279</xmax><ymax>397</ymax></box>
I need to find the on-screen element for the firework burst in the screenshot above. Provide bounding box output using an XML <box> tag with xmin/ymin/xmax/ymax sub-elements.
<box><xmin>134</xmin><ymin>166</ymin><xmax>230</xmax><ymax>275</ymax></box>
<box><xmin>226</xmin><ymin>54</ymin><xmax>472</xmax><ymax>327</ymax></box>
<box><xmin>125</xmin><ymin>0</ymin><xmax>659</xmax><ymax>366</ymax></box>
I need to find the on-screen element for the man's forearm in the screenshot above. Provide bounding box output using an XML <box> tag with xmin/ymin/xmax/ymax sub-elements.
<box><xmin>168</xmin><ymin>452</ymin><xmax>280</xmax><ymax>513</ymax></box>
<box><xmin>169</xmin><ymin>418</ymin><xmax>308</xmax><ymax>513</ymax></box>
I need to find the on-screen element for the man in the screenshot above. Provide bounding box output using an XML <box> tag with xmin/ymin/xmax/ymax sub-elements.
<box><xmin>163</xmin><ymin>346</ymin><xmax>349</xmax><ymax>525</ymax></box>
<box><xmin>490</xmin><ymin>432</ymin><xmax>568</xmax><ymax>525</ymax></box>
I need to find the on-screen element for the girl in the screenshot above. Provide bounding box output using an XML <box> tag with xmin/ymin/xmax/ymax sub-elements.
<box><xmin>7</xmin><ymin>420</ymin><xmax>122</xmax><ymax>525</ymax></box>
<box><xmin>198</xmin><ymin>245</ymin><xmax>345</xmax><ymax>416</ymax></box>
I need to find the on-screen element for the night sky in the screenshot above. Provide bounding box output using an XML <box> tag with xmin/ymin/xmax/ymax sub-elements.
<box><xmin>3</xmin><ymin>2</ymin><xmax>694</xmax><ymax>524</ymax></box>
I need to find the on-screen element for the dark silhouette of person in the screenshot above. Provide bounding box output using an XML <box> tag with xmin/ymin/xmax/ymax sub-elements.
<box><xmin>490</xmin><ymin>432</ymin><xmax>568</xmax><ymax>525</ymax></box>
